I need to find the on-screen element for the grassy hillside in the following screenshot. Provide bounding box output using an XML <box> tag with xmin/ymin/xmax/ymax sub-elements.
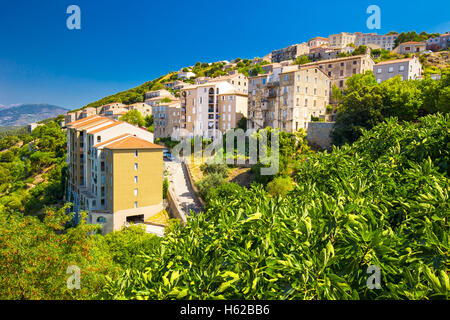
<box><xmin>72</xmin><ymin>58</ymin><xmax>268</xmax><ymax>112</ymax></box>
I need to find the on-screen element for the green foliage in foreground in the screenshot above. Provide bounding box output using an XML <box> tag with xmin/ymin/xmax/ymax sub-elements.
<box><xmin>102</xmin><ymin>114</ymin><xmax>449</xmax><ymax>300</ymax></box>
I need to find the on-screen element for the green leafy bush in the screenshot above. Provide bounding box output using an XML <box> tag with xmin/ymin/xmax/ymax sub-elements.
<box><xmin>102</xmin><ymin>114</ymin><xmax>449</xmax><ymax>300</ymax></box>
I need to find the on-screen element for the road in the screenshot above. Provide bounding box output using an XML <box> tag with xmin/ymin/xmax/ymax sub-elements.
<box><xmin>164</xmin><ymin>160</ymin><xmax>201</xmax><ymax>217</ymax></box>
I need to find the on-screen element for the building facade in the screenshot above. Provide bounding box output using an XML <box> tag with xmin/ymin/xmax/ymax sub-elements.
<box><xmin>66</xmin><ymin>115</ymin><xmax>162</xmax><ymax>234</ymax></box>
<box><xmin>179</xmin><ymin>80</ymin><xmax>248</xmax><ymax>138</ymax></box>
<box><xmin>373</xmin><ymin>56</ymin><xmax>423</xmax><ymax>82</ymax></box>
<box><xmin>271</xmin><ymin>43</ymin><xmax>310</xmax><ymax>63</ymax></box>
<box><xmin>152</xmin><ymin>101</ymin><xmax>181</xmax><ymax>140</ymax></box>
<box><xmin>426</xmin><ymin>33</ymin><xmax>450</xmax><ymax>50</ymax></box>
<box><xmin>394</xmin><ymin>41</ymin><xmax>426</xmax><ymax>54</ymax></box>
<box><xmin>300</xmin><ymin>53</ymin><xmax>375</xmax><ymax>89</ymax></box>
<box><xmin>247</xmin><ymin>66</ymin><xmax>330</xmax><ymax>132</ymax></box>
<box><xmin>328</xmin><ymin>32</ymin><xmax>398</xmax><ymax>51</ymax></box>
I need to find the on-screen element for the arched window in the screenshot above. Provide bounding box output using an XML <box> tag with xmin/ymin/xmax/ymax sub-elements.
<box><xmin>97</xmin><ymin>216</ymin><xmax>107</xmax><ymax>224</ymax></box>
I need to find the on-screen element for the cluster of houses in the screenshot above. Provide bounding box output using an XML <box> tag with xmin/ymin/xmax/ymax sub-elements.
<box><xmin>63</xmin><ymin>30</ymin><xmax>447</xmax><ymax>234</ymax></box>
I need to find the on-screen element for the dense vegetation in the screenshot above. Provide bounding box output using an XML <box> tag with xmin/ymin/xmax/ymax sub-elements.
<box><xmin>102</xmin><ymin>113</ymin><xmax>449</xmax><ymax>299</ymax></box>
<box><xmin>331</xmin><ymin>69</ymin><xmax>450</xmax><ymax>145</ymax></box>
<box><xmin>394</xmin><ymin>31</ymin><xmax>440</xmax><ymax>47</ymax></box>
<box><xmin>0</xmin><ymin>116</ymin><xmax>68</xmax><ymax>216</ymax></box>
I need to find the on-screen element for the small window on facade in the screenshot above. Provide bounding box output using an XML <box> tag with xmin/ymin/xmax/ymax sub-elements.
<box><xmin>134</xmin><ymin>163</ymin><xmax>138</xmax><ymax>170</ymax></box>
<box><xmin>134</xmin><ymin>188</ymin><xmax>138</xmax><ymax>196</ymax></box>
<box><xmin>97</xmin><ymin>136</ymin><xmax>101</xmax><ymax>142</ymax></box>
<box><xmin>134</xmin><ymin>201</ymin><xmax>138</xmax><ymax>208</ymax></box>
<box><xmin>134</xmin><ymin>176</ymin><xmax>138</xmax><ymax>183</ymax></box>
<box><xmin>135</xmin><ymin>150</ymin><xmax>138</xmax><ymax>157</ymax></box>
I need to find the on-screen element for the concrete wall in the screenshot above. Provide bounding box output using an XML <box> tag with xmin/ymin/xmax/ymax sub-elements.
<box><xmin>307</xmin><ymin>121</ymin><xmax>335</xmax><ymax>149</ymax></box>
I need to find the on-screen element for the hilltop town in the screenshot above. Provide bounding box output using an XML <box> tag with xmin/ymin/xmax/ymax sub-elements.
<box><xmin>61</xmin><ymin>30</ymin><xmax>450</xmax><ymax>235</ymax></box>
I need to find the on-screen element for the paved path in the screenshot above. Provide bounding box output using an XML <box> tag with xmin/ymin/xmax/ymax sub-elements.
<box><xmin>165</xmin><ymin>160</ymin><xmax>201</xmax><ymax>217</ymax></box>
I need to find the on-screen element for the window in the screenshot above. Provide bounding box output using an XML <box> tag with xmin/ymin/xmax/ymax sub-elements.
<box><xmin>134</xmin><ymin>150</ymin><xmax>138</xmax><ymax>157</ymax></box>
<box><xmin>134</xmin><ymin>176</ymin><xmax>138</xmax><ymax>183</ymax></box>
<box><xmin>296</xmin><ymin>86</ymin><xmax>299</xmax><ymax>92</ymax></box>
<box><xmin>388</xmin><ymin>67</ymin><xmax>394</xmax><ymax>73</ymax></box>
<box><xmin>339</xmin><ymin>80</ymin><xmax>344</xmax><ymax>87</ymax></box>
<box><xmin>134</xmin><ymin>201</ymin><xmax>138</xmax><ymax>208</ymax></box>
<box><xmin>377</xmin><ymin>68</ymin><xmax>382</xmax><ymax>74</ymax></box>
<box><xmin>377</xmin><ymin>79</ymin><xmax>381</xmax><ymax>83</ymax></box>
<box><xmin>340</xmin><ymin>70</ymin><xmax>344</xmax><ymax>76</ymax></box>
<box><xmin>305</xmin><ymin>87</ymin><xmax>308</xmax><ymax>94</ymax></box>
<box><xmin>284</xmin><ymin>75</ymin><xmax>288</xmax><ymax>81</ymax></box>
<box><xmin>134</xmin><ymin>163</ymin><xmax>138</xmax><ymax>170</ymax></box>
<box><xmin>97</xmin><ymin>136</ymin><xmax>101</xmax><ymax>142</ymax></box>
<box><xmin>399</xmin><ymin>65</ymin><xmax>405</xmax><ymax>71</ymax></box>
<box><xmin>134</xmin><ymin>188</ymin><xmax>138</xmax><ymax>196</ymax></box>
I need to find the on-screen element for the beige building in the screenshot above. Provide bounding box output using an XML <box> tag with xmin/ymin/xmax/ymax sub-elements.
<box><xmin>208</xmin><ymin>72</ymin><xmax>248</xmax><ymax>94</ymax></box>
<box><xmin>374</xmin><ymin>56</ymin><xmax>423</xmax><ymax>82</ymax></box>
<box><xmin>300</xmin><ymin>53</ymin><xmax>375</xmax><ymax>89</ymax></box>
<box><xmin>329</xmin><ymin>32</ymin><xmax>398</xmax><ymax>51</ymax></box>
<box><xmin>393</xmin><ymin>41</ymin><xmax>427</xmax><ymax>54</ymax></box>
<box><xmin>153</xmin><ymin>101</ymin><xmax>181</xmax><ymax>140</ymax></box>
<box><xmin>247</xmin><ymin>66</ymin><xmax>330</xmax><ymax>132</ymax></box>
<box><xmin>126</xmin><ymin>102</ymin><xmax>153</xmax><ymax>117</ymax></box>
<box><xmin>354</xmin><ymin>32</ymin><xmax>398</xmax><ymax>51</ymax></box>
<box><xmin>271</xmin><ymin>43</ymin><xmax>310</xmax><ymax>63</ymax></box>
<box><xmin>180</xmin><ymin>80</ymin><xmax>248</xmax><ymax>138</ymax></box>
<box><xmin>66</xmin><ymin>115</ymin><xmax>162</xmax><ymax>234</ymax></box>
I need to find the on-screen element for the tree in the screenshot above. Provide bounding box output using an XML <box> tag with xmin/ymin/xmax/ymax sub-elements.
<box><xmin>266</xmin><ymin>176</ymin><xmax>294</xmax><ymax>196</ymax></box>
<box><xmin>293</xmin><ymin>55</ymin><xmax>311</xmax><ymax>65</ymax></box>
<box><xmin>0</xmin><ymin>205</ymin><xmax>118</xmax><ymax>299</ymax></box>
<box><xmin>119</xmin><ymin>109</ymin><xmax>145</xmax><ymax>127</ymax></box>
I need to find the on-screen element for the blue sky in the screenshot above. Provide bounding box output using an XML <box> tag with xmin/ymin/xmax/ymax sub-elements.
<box><xmin>0</xmin><ymin>0</ymin><xmax>449</xmax><ymax>109</ymax></box>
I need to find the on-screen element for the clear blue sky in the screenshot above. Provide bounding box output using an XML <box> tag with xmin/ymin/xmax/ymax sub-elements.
<box><xmin>0</xmin><ymin>0</ymin><xmax>449</xmax><ymax>109</ymax></box>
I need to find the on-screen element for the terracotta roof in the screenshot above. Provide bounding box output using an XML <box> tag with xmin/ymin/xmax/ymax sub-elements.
<box><xmin>88</xmin><ymin>121</ymin><xmax>123</xmax><ymax>134</ymax></box>
<box><xmin>93</xmin><ymin>133</ymin><xmax>130</xmax><ymax>148</ymax></box>
<box><xmin>309</xmin><ymin>37</ymin><xmax>328</xmax><ymax>41</ymax></box>
<box><xmin>66</xmin><ymin>115</ymin><xmax>99</xmax><ymax>126</ymax></box>
<box><xmin>69</xmin><ymin>116</ymin><xmax>108</xmax><ymax>128</ymax></box>
<box><xmin>82</xmin><ymin>119</ymin><xmax>113</xmax><ymax>130</ymax></box>
<box><xmin>104</xmin><ymin>136</ymin><xmax>164</xmax><ymax>150</ymax></box>
<box><xmin>400</xmin><ymin>41</ymin><xmax>425</xmax><ymax>45</ymax></box>
<box><xmin>375</xmin><ymin>57</ymin><xmax>414</xmax><ymax>65</ymax></box>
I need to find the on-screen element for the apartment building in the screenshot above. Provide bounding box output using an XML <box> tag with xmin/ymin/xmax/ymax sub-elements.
<box><xmin>208</xmin><ymin>72</ymin><xmax>248</xmax><ymax>94</ymax></box>
<box><xmin>180</xmin><ymin>80</ymin><xmax>248</xmax><ymax>138</ymax></box>
<box><xmin>152</xmin><ymin>101</ymin><xmax>181</xmax><ymax>140</ymax></box>
<box><xmin>374</xmin><ymin>56</ymin><xmax>423</xmax><ymax>82</ymax></box>
<box><xmin>393</xmin><ymin>41</ymin><xmax>426</xmax><ymax>54</ymax></box>
<box><xmin>328</xmin><ymin>32</ymin><xmax>398</xmax><ymax>51</ymax></box>
<box><xmin>247</xmin><ymin>66</ymin><xmax>330</xmax><ymax>132</ymax></box>
<box><xmin>271</xmin><ymin>43</ymin><xmax>310</xmax><ymax>63</ymax></box>
<box><xmin>427</xmin><ymin>33</ymin><xmax>450</xmax><ymax>50</ymax></box>
<box><xmin>66</xmin><ymin>115</ymin><xmax>162</xmax><ymax>234</ymax></box>
<box><xmin>328</xmin><ymin>32</ymin><xmax>357</xmax><ymax>48</ymax></box>
<box><xmin>300</xmin><ymin>53</ymin><xmax>375</xmax><ymax>89</ymax></box>
<box><xmin>354</xmin><ymin>32</ymin><xmax>398</xmax><ymax>51</ymax></box>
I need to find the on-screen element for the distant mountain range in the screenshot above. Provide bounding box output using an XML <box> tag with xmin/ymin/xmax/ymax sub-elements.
<box><xmin>0</xmin><ymin>104</ymin><xmax>68</xmax><ymax>127</ymax></box>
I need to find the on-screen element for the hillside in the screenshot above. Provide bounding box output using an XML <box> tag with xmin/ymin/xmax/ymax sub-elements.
<box><xmin>0</xmin><ymin>104</ymin><xmax>68</xmax><ymax>127</ymax></box>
